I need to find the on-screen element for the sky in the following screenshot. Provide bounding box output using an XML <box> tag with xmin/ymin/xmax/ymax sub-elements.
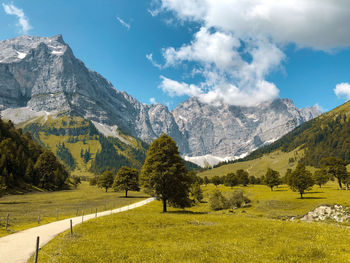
<box><xmin>1</xmin><ymin>0</ymin><xmax>350</xmax><ymax>112</ymax></box>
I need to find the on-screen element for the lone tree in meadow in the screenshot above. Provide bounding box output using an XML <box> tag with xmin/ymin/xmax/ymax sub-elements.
<box><xmin>98</xmin><ymin>170</ymin><xmax>114</xmax><ymax>192</ymax></box>
<box><xmin>321</xmin><ymin>157</ymin><xmax>348</xmax><ymax>190</ymax></box>
<box><xmin>287</xmin><ymin>163</ymin><xmax>314</xmax><ymax>198</ymax></box>
<box><xmin>264</xmin><ymin>168</ymin><xmax>281</xmax><ymax>191</ymax></box>
<box><xmin>313</xmin><ymin>169</ymin><xmax>329</xmax><ymax>188</ymax></box>
<box><xmin>113</xmin><ymin>166</ymin><xmax>140</xmax><ymax>197</ymax></box>
<box><xmin>141</xmin><ymin>134</ymin><xmax>191</xmax><ymax>212</ymax></box>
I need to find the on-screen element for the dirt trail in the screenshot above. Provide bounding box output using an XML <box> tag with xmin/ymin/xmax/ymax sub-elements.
<box><xmin>0</xmin><ymin>197</ymin><xmax>155</xmax><ymax>263</ymax></box>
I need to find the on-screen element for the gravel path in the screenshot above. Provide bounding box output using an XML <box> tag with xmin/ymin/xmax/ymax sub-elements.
<box><xmin>0</xmin><ymin>197</ymin><xmax>155</xmax><ymax>263</ymax></box>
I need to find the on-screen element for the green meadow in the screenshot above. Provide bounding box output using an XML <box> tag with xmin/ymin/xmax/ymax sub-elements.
<box><xmin>30</xmin><ymin>182</ymin><xmax>350</xmax><ymax>263</ymax></box>
<box><xmin>198</xmin><ymin>149</ymin><xmax>304</xmax><ymax>179</ymax></box>
<box><xmin>0</xmin><ymin>182</ymin><xmax>148</xmax><ymax>237</ymax></box>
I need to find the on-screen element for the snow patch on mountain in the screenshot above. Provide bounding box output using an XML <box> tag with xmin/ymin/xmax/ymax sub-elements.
<box><xmin>184</xmin><ymin>152</ymin><xmax>249</xmax><ymax>168</ymax></box>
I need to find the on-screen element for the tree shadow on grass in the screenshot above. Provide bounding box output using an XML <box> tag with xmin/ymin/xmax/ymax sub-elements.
<box><xmin>273</xmin><ymin>189</ymin><xmax>288</xmax><ymax>192</ymax></box>
<box><xmin>306</xmin><ymin>191</ymin><xmax>324</xmax><ymax>194</ymax></box>
<box><xmin>117</xmin><ymin>196</ymin><xmax>150</xmax><ymax>199</ymax></box>
<box><xmin>299</xmin><ymin>197</ymin><xmax>326</xmax><ymax>200</ymax></box>
<box><xmin>167</xmin><ymin>210</ymin><xmax>208</xmax><ymax>215</ymax></box>
<box><xmin>0</xmin><ymin>201</ymin><xmax>27</xmax><ymax>205</ymax></box>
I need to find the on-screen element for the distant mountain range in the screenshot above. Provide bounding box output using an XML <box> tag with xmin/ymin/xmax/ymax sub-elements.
<box><xmin>237</xmin><ymin>100</ymin><xmax>350</xmax><ymax>168</ymax></box>
<box><xmin>0</xmin><ymin>35</ymin><xmax>321</xmax><ymax>169</ymax></box>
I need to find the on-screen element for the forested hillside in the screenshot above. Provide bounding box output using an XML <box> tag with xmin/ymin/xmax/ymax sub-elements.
<box><xmin>0</xmin><ymin>118</ymin><xmax>69</xmax><ymax>193</ymax></box>
<box><xmin>20</xmin><ymin>115</ymin><xmax>148</xmax><ymax>175</ymax></box>
<box><xmin>223</xmin><ymin>101</ymin><xmax>350</xmax><ymax>168</ymax></box>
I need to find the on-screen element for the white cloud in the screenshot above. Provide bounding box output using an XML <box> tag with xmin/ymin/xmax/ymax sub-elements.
<box><xmin>157</xmin><ymin>0</ymin><xmax>350</xmax><ymax>50</ymax></box>
<box><xmin>159</xmin><ymin>76</ymin><xmax>203</xmax><ymax>97</ymax></box>
<box><xmin>146</xmin><ymin>53</ymin><xmax>162</xmax><ymax>69</ymax></box>
<box><xmin>160</xmin><ymin>26</ymin><xmax>283</xmax><ymax>106</ymax></box>
<box><xmin>151</xmin><ymin>0</ymin><xmax>350</xmax><ymax>106</ymax></box>
<box><xmin>149</xmin><ymin>97</ymin><xmax>157</xmax><ymax>104</ymax></box>
<box><xmin>334</xmin><ymin>83</ymin><xmax>350</xmax><ymax>100</ymax></box>
<box><xmin>116</xmin><ymin>16</ymin><xmax>130</xmax><ymax>30</ymax></box>
<box><xmin>2</xmin><ymin>3</ymin><xmax>32</xmax><ymax>34</ymax></box>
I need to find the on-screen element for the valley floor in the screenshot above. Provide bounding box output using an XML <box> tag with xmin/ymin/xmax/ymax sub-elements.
<box><xmin>29</xmin><ymin>183</ymin><xmax>350</xmax><ymax>263</ymax></box>
<box><xmin>0</xmin><ymin>182</ymin><xmax>148</xmax><ymax>238</ymax></box>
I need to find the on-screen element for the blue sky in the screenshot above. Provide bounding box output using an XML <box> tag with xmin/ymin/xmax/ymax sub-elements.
<box><xmin>1</xmin><ymin>0</ymin><xmax>350</xmax><ymax>111</ymax></box>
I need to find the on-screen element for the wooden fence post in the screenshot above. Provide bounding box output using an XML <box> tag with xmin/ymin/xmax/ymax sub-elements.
<box><xmin>37</xmin><ymin>212</ymin><xmax>40</xmax><ymax>224</ymax></box>
<box><xmin>82</xmin><ymin>211</ymin><xmax>84</xmax><ymax>223</ymax></box>
<box><xmin>34</xmin><ymin>236</ymin><xmax>40</xmax><ymax>263</ymax></box>
<box><xmin>5</xmin><ymin>213</ymin><xmax>9</xmax><ymax>230</ymax></box>
<box><xmin>56</xmin><ymin>209</ymin><xmax>58</xmax><ymax>220</ymax></box>
<box><xmin>95</xmin><ymin>208</ymin><xmax>97</xmax><ymax>218</ymax></box>
<box><xmin>70</xmin><ymin>219</ymin><xmax>73</xmax><ymax>236</ymax></box>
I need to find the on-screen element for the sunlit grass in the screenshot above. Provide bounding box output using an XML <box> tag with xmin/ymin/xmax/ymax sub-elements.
<box><xmin>198</xmin><ymin>149</ymin><xmax>310</xmax><ymax>178</ymax></box>
<box><xmin>0</xmin><ymin>182</ymin><xmax>148</xmax><ymax>237</ymax></box>
<box><xmin>201</xmin><ymin>182</ymin><xmax>350</xmax><ymax>219</ymax></box>
<box><xmin>31</xmin><ymin>198</ymin><xmax>350</xmax><ymax>263</ymax></box>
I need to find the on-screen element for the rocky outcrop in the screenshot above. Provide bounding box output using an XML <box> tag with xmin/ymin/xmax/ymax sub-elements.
<box><xmin>301</xmin><ymin>205</ymin><xmax>350</xmax><ymax>223</ymax></box>
<box><xmin>0</xmin><ymin>35</ymin><xmax>321</xmax><ymax>160</ymax></box>
<box><xmin>172</xmin><ymin>97</ymin><xmax>321</xmax><ymax>157</ymax></box>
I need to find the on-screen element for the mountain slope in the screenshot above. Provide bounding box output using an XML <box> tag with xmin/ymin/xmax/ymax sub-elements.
<box><xmin>173</xmin><ymin>97</ymin><xmax>321</xmax><ymax>158</ymax></box>
<box><xmin>206</xmin><ymin>100</ymin><xmax>350</xmax><ymax>177</ymax></box>
<box><xmin>0</xmin><ymin>34</ymin><xmax>320</xmax><ymax>169</ymax></box>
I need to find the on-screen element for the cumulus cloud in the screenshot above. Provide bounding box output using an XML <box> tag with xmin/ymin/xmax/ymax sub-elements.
<box><xmin>116</xmin><ymin>16</ymin><xmax>130</xmax><ymax>30</ymax></box>
<box><xmin>334</xmin><ymin>83</ymin><xmax>350</xmax><ymax>100</ymax></box>
<box><xmin>160</xmin><ymin>26</ymin><xmax>283</xmax><ymax>106</ymax></box>
<box><xmin>150</xmin><ymin>0</ymin><xmax>350</xmax><ymax>106</ymax></box>
<box><xmin>2</xmin><ymin>3</ymin><xmax>32</xmax><ymax>34</ymax></box>
<box><xmin>159</xmin><ymin>76</ymin><xmax>203</xmax><ymax>97</ymax></box>
<box><xmin>157</xmin><ymin>0</ymin><xmax>350</xmax><ymax>50</ymax></box>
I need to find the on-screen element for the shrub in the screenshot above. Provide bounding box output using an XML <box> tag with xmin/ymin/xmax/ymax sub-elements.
<box><xmin>209</xmin><ymin>189</ymin><xmax>226</xmax><ymax>210</ymax></box>
<box><xmin>209</xmin><ymin>189</ymin><xmax>251</xmax><ymax>211</ymax></box>
<box><xmin>225</xmin><ymin>190</ymin><xmax>251</xmax><ymax>209</ymax></box>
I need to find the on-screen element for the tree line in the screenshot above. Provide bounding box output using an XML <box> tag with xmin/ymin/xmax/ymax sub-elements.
<box><xmin>0</xmin><ymin>119</ymin><xmax>69</xmax><ymax>194</ymax></box>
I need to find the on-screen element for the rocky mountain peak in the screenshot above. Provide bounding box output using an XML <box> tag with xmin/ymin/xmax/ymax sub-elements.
<box><xmin>0</xmin><ymin>34</ymin><xmax>322</xmax><ymax>165</ymax></box>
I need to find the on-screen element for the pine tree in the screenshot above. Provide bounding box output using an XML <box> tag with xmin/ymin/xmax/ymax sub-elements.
<box><xmin>141</xmin><ymin>134</ymin><xmax>191</xmax><ymax>212</ymax></box>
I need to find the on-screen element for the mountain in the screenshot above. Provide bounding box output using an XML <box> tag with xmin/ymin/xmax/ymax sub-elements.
<box><xmin>236</xmin><ymin>100</ymin><xmax>350</xmax><ymax>167</ymax></box>
<box><xmin>0</xmin><ymin>35</ymin><xmax>321</xmax><ymax>170</ymax></box>
<box><xmin>173</xmin><ymin>97</ymin><xmax>320</xmax><ymax>159</ymax></box>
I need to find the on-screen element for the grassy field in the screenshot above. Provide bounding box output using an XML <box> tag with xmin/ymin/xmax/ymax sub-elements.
<box><xmin>200</xmin><ymin>182</ymin><xmax>350</xmax><ymax>219</ymax></box>
<box><xmin>198</xmin><ymin>149</ymin><xmax>305</xmax><ymax>179</ymax></box>
<box><xmin>0</xmin><ymin>182</ymin><xmax>148</xmax><ymax>238</ymax></box>
<box><xmin>30</xmin><ymin>182</ymin><xmax>350</xmax><ymax>263</ymax></box>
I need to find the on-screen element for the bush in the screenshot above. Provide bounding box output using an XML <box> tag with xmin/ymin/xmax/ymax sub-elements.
<box><xmin>225</xmin><ymin>190</ymin><xmax>251</xmax><ymax>209</ymax></box>
<box><xmin>209</xmin><ymin>189</ymin><xmax>226</xmax><ymax>210</ymax></box>
<box><xmin>209</xmin><ymin>189</ymin><xmax>251</xmax><ymax>211</ymax></box>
